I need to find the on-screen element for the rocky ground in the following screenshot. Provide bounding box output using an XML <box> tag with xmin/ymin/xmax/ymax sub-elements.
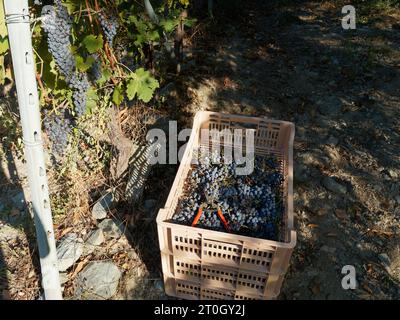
<box><xmin>1</xmin><ymin>0</ymin><xmax>400</xmax><ymax>299</ymax></box>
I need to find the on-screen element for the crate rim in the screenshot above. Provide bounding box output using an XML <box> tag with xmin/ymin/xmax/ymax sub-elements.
<box><xmin>157</xmin><ymin>210</ymin><xmax>297</xmax><ymax>249</ymax></box>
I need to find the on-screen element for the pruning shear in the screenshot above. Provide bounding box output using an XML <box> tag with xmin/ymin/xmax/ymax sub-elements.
<box><xmin>191</xmin><ymin>207</ymin><xmax>232</xmax><ymax>233</ymax></box>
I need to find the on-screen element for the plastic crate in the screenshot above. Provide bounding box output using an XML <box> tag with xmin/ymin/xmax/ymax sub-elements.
<box><xmin>156</xmin><ymin>111</ymin><xmax>296</xmax><ymax>300</ymax></box>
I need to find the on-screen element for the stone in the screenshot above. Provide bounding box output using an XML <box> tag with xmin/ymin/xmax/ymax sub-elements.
<box><xmin>327</xmin><ymin>136</ymin><xmax>339</xmax><ymax>146</ymax></box>
<box><xmin>378</xmin><ymin>253</ymin><xmax>391</xmax><ymax>267</ymax></box>
<box><xmin>395</xmin><ymin>195</ymin><xmax>400</xmax><ymax>205</ymax></box>
<box><xmin>86</xmin><ymin>229</ymin><xmax>104</xmax><ymax>246</ymax></box>
<box><xmin>388</xmin><ymin>170</ymin><xmax>398</xmax><ymax>179</ymax></box>
<box><xmin>75</xmin><ymin>261</ymin><xmax>121</xmax><ymax>300</ymax></box>
<box><xmin>92</xmin><ymin>193</ymin><xmax>114</xmax><ymax>220</ymax></box>
<box><xmin>56</xmin><ymin>233</ymin><xmax>84</xmax><ymax>272</ymax></box>
<box><xmin>144</xmin><ymin>199</ymin><xmax>157</xmax><ymax>212</ymax></box>
<box><xmin>322</xmin><ymin>177</ymin><xmax>347</xmax><ymax>194</ymax></box>
<box><xmin>98</xmin><ymin>219</ymin><xmax>123</xmax><ymax>240</ymax></box>
<box><xmin>11</xmin><ymin>192</ymin><xmax>26</xmax><ymax>210</ymax></box>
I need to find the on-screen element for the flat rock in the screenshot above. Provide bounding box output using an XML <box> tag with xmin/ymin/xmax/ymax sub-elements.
<box><xmin>75</xmin><ymin>261</ymin><xmax>121</xmax><ymax>300</ymax></box>
<box><xmin>98</xmin><ymin>219</ymin><xmax>123</xmax><ymax>240</ymax></box>
<box><xmin>83</xmin><ymin>229</ymin><xmax>105</xmax><ymax>256</ymax></box>
<box><xmin>378</xmin><ymin>253</ymin><xmax>391</xmax><ymax>267</ymax></box>
<box><xmin>86</xmin><ymin>229</ymin><xmax>104</xmax><ymax>246</ymax></box>
<box><xmin>92</xmin><ymin>193</ymin><xmax>115</xmax><ymax>220</ymax></box>
<box><xmin>322</xmin><ymin>177</ymin><xmax>347</xmax><ymax>195</ymax></box>
<box><xmin>56</xmin><ymin>233</ymin><xmax>84</xmax><ymax>272</ymax></box>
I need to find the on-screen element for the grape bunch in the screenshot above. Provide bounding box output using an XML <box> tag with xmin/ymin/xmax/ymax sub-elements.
<box><xmin>89</xmin><ymin>54</ymin><xmax>102</xmax><ymax>82</ymax></box>
<box><xmin>69</xmin><ymin>73</ymin><xmax>90</xmax><ymax>117</ymax></box>
<box><xmin>43</xmin><ymin>110</ymin><xmax>72</xmax><ymax>158</ymax></box>
<box><xmin>41</xmin><ymin>3</ymin><xmax>74</xmax><ymax>79</ymax></box>
<box><xmin>41</xmin><ymin>2</ymin><xmax>89</xmax><ymax>117</ymax></box>
<box><xmin>172</xmin><ymin>150</ymin><xmax>284</xmax><ymax>241</ymax></box>
<box><xmin>98</xmin><ymin>13</ymin><xmax>119</xmax><ymax>47</ymax></box>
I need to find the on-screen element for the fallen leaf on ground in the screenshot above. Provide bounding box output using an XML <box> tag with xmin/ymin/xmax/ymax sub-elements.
<box><xmin>61</xmin><ymin>227</ymin><xmax>73</xmax><ymax>237</ymax></box>
<box><xmin>71</xmin><ymin>260</ymin><xmax>87</xmax><ymax>278</ymax></box>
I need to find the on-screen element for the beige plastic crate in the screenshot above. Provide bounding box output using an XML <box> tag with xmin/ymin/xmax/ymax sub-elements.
<box><xmin>156</xmin><ymin>111</ymin><xmax>296</xmax><ymax>300</ymax></box>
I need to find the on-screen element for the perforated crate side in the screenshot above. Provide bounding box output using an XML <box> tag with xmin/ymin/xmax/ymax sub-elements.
<box><xmin>163</xmin><ymin>275</ymin><xmax>276</xmax><ymax>300</ymax></box>
<box><xmin>161</xmin><ymin>252</ymin><xmax>289</xmax><ymax>299</ymax></box>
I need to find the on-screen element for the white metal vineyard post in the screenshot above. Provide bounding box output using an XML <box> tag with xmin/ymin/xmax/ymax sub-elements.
<box><xmin>3</xmin><ymin>0</ymin><xmax>62</xmax><ymax>300</ymax></box>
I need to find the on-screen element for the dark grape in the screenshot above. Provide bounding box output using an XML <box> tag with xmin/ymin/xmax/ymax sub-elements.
<box><xmin>41</xmin><ymin>2</ymin><xmax>89</xmax><ymax>117</ymax></box>
<box><xmin>98</xmin><ymin>12</ymin><xmax>119</xmax><ymax>47</ymax></box>
<box><xmin>172</xmin><ymin>150</ymin><xmax>285</xmax><ymax>241</ymax></box>
<box><xmin>43</xmin><ymin>110</ymin><xmax>72</xmax><ymax>158</ymax></box>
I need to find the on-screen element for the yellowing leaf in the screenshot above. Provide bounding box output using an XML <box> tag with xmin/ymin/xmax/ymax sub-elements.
<box><xmin>0</xmin><ymin>4</ymin><xmax>8</xmax><ymax>38</ymax></box>
<box><xmin>75</xmin><ymin>55</ymin><xmax>94</xmax><ymax>72</ymax></box>
<box><xmin>0</xmin><ymin>37</ymin><xmax>8</xmax><ymax>55</ymax></box>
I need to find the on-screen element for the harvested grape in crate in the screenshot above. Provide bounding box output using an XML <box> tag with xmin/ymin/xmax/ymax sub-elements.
<box><xmin>172</xmin><ymin>150</ymin><xmax>285</xmax><ymax>241</ymax></box>
<box><xmin>157</xmin><ymin>111</ymin><xmax>296</xmax><ymax>300</ymax></box>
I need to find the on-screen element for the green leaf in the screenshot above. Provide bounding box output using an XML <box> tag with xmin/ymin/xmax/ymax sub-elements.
<box><xmin>86</xmin><ymin>88</ymin><xmax>99</xmax><ymax>113</ymax></box>
<box><xmin>184</xmin><ymin>18</ymin><xmax>197</xmax><ymax>28</ymax></box>
<box><xmin>75</xmin><ymin>55</ymin><xmax>95</xmax><ymax>72</ymax></box>
<box><xmin>112</xmin><ymin>84</ymin><xmax>124</xmax><ymax>105</ymax></box>
<box><xmin>0</xmin><ymin>4</ymin><xmax>8</xmax><ymax>38</ymax></box>
<box><xmin>0</xmin><ymin>37</ymin><xmax>9</xmax><ymax>55</ymax></box>
<box><xmin>160</xmin><ymin>18</ymin><xmax>179</xmax><ymax>33</ymax></box>
<box><xmin>82</xmin><ymin>35</ymin><xmax>103</xmax><ymax>54</ymax></box>
<box><xmin>97</xmin><ymin>68</ymin><xmax>111</xmax><ymax>86</ymax></box>
<box><xmin>126</xmin><ymin>68</ymin><xmax>159</xmax><ymax>103</ymax></box>
<box><xmin>63</xmin><ymin>0</ymin><xmax>80</xmax><ymax>15</ymax></box>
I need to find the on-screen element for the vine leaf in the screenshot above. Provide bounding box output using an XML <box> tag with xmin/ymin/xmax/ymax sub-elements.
<box><xmin>112</xmin><ymin>84</ymin><xmax>124</xmax><ymax>106</ymax></box>
<box><xmin>97</xmin><ymin>68</ymin><xmax>111</xmax><ymax>86</ymax></box>
<box><xmin>0</xmin><ymin>4</ymin><xmax>8</xmax><ymax>38</ymax></box>
<box><xmin>75</xmin><ymin>55</ymin><xmax>95</xmax><ymax>72</ymax></box>
<box><xmin>86</xmin><ymin>88</ymin><xmax>99</xmax><ymax>113</ymax></box>
<box><xmin>0</xmin><ymin>38</ymin><xmax>8</xmax><ymax>55</ymax></box>
<box><xmin>126</xmin><ymin>68</ymin><xmax>159</xmax><ymax>103</ymax></box>
<box><xmin>82</xmin><ymin>35</ymin><xmax>103</xmax><ymax>54</ymax></box>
